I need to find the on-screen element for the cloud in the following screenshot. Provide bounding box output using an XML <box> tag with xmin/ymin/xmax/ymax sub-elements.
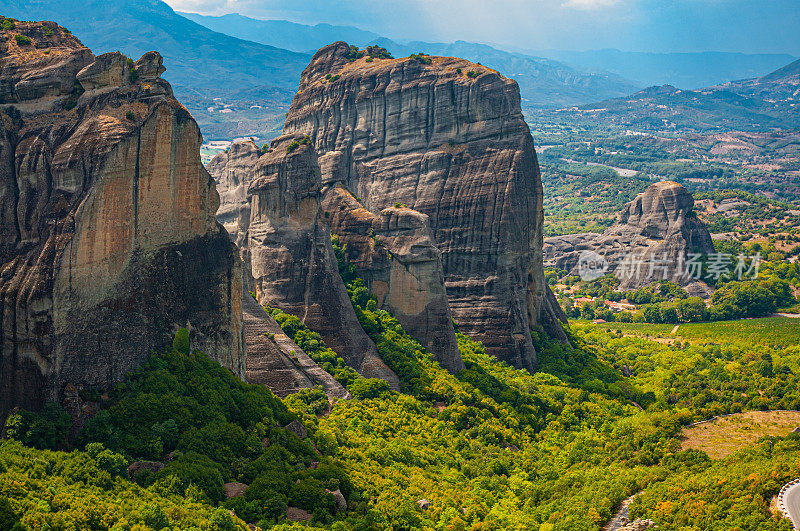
<box><xmin>562</xmin><ymin>0</ymin><xmax>623</xmax><ymax>9</ymax></box>
<box><xmin>163</xmin><ymin>0</ymin><xmax>800</xmax><ymax>55</ymax></box>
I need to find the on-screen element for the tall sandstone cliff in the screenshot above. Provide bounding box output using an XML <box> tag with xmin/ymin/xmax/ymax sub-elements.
<box><xmin>283</xmin><ymin>42</ymin><xmax>567</xmax><ymax>370</ymax></box>
<box><xmin>320</xmin><ymin>181</ymin><xmax>465</xmax><ymax>373</ymax></box>
<box><xmin>0</xmin><ymin>21</ymin><xmax>244</xmax><ymax>417</ymax></box>
<box><xmin>210</xmin><ymin>136</ymin><xmax>398</xmax><ymax>387</ymax></box>
<box><xmin>544</xmin><ymin>181</ymin><xmax>715</xmax><ymax>292</ymax></box>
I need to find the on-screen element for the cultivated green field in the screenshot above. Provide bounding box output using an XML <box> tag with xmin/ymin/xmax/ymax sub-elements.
<box><xmin>595</xmin><ymin>316</ymin><xmax>800</xmax><ymax>348</ymax></box>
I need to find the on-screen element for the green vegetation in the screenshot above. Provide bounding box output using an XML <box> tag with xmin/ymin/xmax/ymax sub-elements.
<box><xmin>1</xmin><ymin>17</ymin><xmax>16</xmax><ymax>30</ymax></box>
<box><xmin>6</xmin><ymin>233</ymin><xmax>800</xmax><ymax>529</ymax></box>
<box><xmin>285</xmin><ymin>135</ymin><xmax>312</xmax><ymax>154</ymax></box>
<box><xmin>6</xmin><ymin>332</ymin><xmax>352</xmax><ymax>528</ymax></box>
<box><xmin>409</xmin><ymin>52</ymin><xmax>432</xmax><ymax>65</ymax></box>
<box><xmin>14</xmin><ymin>34</ymin><xmax>30</xmax><ymax>46</ymax></box>
<box><xmin>6</xmin><ymin>310</ymin><xmax>800</xmax><ymax>530</ymax></box>
<box><xmin>266</xmin><ymin>304</ymin><xmax>361</xmax><ymax>389</ymax></box>
<box><xmin>558</xmin><ymin>249</ymin><xmax>798</xmax><ymax>325</ymax></box>
<box><xmin>344</xmin><ymin>45</ymin><xmax>393</xmax><ymax>62</ymax></box>
<box><xmin>63</xmin><ymin>80</ymin><xmax>85</xmax><ymax>111</ymax></box>
<box><xmin>127</xmin><ymin>57</ymin><xmax>139</xmax><ymax>84</ymax></box>
<box><xmin>541</xmin><ymin>159</ymin><xmax>651</xmax><ymax>236</ymax></box>
<box><xmin>576</xmin><ymin>318</ymin><xmax>800</xmax><ymax>416</ymax></box>
<box><xmin>467</xmin><ymin>70</ymin><xmax>479</xmax><ymax>78</ymax></box>
<box><xmin>0</xmin><ymin>440</ymin><xmax>244</xmax><ymax>530</ymax></box>
<box><xmin>630</xmin><ymin>438</ymin><xmax>797</xmax><ymax>530</ymax></box>
<box><xmin>125</xmin><ymin>110</ymin><xmax>136</xmax><ymax>121</ymax></box>
<box><xmin>365</xmin><ymin>45</ymin><xmax>392</xmax><ymax>60</ymax></box>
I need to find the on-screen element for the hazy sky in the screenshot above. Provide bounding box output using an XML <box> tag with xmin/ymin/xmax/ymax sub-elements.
<box><xmin>164</xmin><ymin>0</ymin><xmax>800</xmax><ymax>54</ymax></box>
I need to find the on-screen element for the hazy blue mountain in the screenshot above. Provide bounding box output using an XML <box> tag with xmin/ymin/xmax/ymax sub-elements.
<box><xmin>372</xmin><ymin>38</ymin><xmax>641</xmax><ymax>109</ymax></box>
<box><xmin>530</xmin><ymin>49</ymin><xmax>797</xmax><ymax>89</ymax></box>
<box><xmin>180</xmin><ymin>12</ymin><xmax>641</xmax><ymax>108</ymax></box>
<box><xmin>179</xmin><ymin>12</ymin><xmax>380</xmax><ymax>53</ymax></box>
<box><xmin>572</xmin><ymin>58</ymin><xmax>800</xmax><ymax>133</ymax></box>
<box><xmin>0</xmin><ymin>0</ymin><xmax>310</xmax><ymax>99</ymax></box>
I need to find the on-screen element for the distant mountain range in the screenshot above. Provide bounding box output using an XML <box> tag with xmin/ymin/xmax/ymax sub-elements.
<box><xmin>373</xmin><ymin>39</ymin><xmax>640</xmax><ymax>109</ymax></box>
<box><xmin>572</xmin><ymin>59</ymin><xmax>800</xmax><ymax>133</ymax></box>
<box><xmin>179</xmin><ymin>12</ymin><xmax>381</xmax><ymax>53</ymax></box>
<box><xmin>0</xmin><ymin>0</ymin><xmax>310</xmax><ymax>99</ymax></box>
<box><xmin>528</xmin><ymin>49</ymin><xmax>797</xmax><ymax>90</ymax></box>
<box><xmin>3</xmin><ymin>0</ymin><xmax>796</xmax><ymax>138</ymax></box>
<box><xmin>177</xmin><ymin>11</ymin><xmax>640</xmax><ymax>109</ymax></box>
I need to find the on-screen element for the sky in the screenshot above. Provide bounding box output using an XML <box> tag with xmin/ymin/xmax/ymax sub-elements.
<box><xmin>163</xmin><ymin>0</ymin><xmax>800</xmax><ymax>55</ymax></box>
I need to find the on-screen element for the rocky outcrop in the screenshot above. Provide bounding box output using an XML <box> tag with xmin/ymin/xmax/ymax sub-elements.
<box><xmin>209</xmin><ymin>135</ymin><xmax>398</xmax><ymax>387</ymax></box>
<box><xmin>243</xmin><ymin>293</ymin><xmax>349</xmax><ymax>399</ymax></box>
<box><xmin>283</xmin><ymin>42</ymin><xmax>566</xmax><ymax>370</ymax></box>
<box><xmin>321</xmin><ymin>184</ymin><xmax>464</xmax><ymax>373</ymax></box>
<box><xmin>544</xmin><ymin>181</ymin><xmax>715</xmax><ymax>291</ymax></box>
<box><xmin>0</xmin><ymin>21</ymin><xmax>243</xmax><ymax>418</ymax></box>
<box><xmin>208</xmin><ymin>140</ymin><xmax>258</xmax><ymax>251</ymax></box>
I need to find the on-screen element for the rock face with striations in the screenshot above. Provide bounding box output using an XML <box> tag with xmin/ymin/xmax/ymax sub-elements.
<box><xmin>209</xmin><ymin>135</ymin><xmax>398</xmax><ymax>387</ymax></box>
<box><xmin>283</xmin><ymin>42</ymin><xmax>566</xmax><ymax>370</ymax></box>
<box><xmin>544</xmin><ymin>181</ymin><xmax>715</xmax><ymax>291</ymax></box>
<box><xmin>0</xmin><ymin>21</ymin><xmax>244</xmax><ymax>418</ymax></box>
<box><xmin>321</xmin><ymin>182</ymin><xmax>464</xmax><ymax>373</ymax></box>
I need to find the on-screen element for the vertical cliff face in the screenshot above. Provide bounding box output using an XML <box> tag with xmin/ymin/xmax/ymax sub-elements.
<box><xmin>0</xmin><ymin>21</ymin><xmax>244</xmax><ymax>417</ymax></box>
<box><xmin>208</xmin><ymin>140</ymin><xmax>259</xmax><ymax>250</ymax></box>
<box><xmin>210</xmin><ymin>135</ymin><xmax>398</xmax><ymax>387</ymax></box>
<box><xmin>321</xmin><ymin>184</ymin><xmax>464</xmax><ymax>373</ymax></box>
<box><xmin>284</xmin><ymin>42</ymin><xmax>566</xmax><ymax>370</ymax></box>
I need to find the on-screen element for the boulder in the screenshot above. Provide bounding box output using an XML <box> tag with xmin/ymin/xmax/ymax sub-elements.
<box><xmin>283</xmin><ymin>419</ymin><xmax>308</xmax><ymax>439</ymax></box>
<box><xmin>127</xmin><ymin>461</ymin><xmax>164</xmax><ymax>479</ymax></box>
<box><xmin>224</xmin><ymin>482</ymin><xmax>248</xmax><ymax>499</ymax></box>
<box><xmin>76</xmin><ymin>51</ymin><xmax>127</xmax><ymax>91</ymax></box>
<box><xmin>326</xmin><ymin>488</ymin><xmax>347</xmax><ymax>513</ymax></box>
<box><xmin>283</xmin><ymin>42</ymin><xmax>567</xmax><ymax>370</ymax></box>
<box><xmin>134</xmin><ymin>51</ymin><xmax>166</xmax><ymax>81</ymax></box>
<box><xmin>286</xmin><ymin>507</ymin><xmax>312</xmax><ymax>522</ymax></box>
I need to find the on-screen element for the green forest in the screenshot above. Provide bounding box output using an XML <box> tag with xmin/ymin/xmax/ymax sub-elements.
<box><xmin>3</xmin><ymin>256</ymin><xmax>799</xmax><ymax>529</ymax></box>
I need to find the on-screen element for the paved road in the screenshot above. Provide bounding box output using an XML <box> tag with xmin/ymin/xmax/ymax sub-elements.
<box><xmin>783</xmin><ymin>481</ymin><xmax>800</xmax><ymax>530</ymax></box>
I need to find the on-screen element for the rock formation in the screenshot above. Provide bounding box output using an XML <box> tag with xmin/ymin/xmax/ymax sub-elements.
<box><xmin>0</xmin><ymin>21</ymin><xmax>243</xmax><ymax>418</ymax></box>
<box><xmin>282</xmin><ymin>42</ymin><xmax>566</xmax><ymax>370</ymax></box>
<box><xmin>242</xmin><ymin>293</ymin><xmax>349</xmax><ymax>399</ymax></box>
<box><xmin>321</xmin><ymin>183</ymin><xmax>464</xmax><ymax>373</ymax></box>
<box><xmin>544</xmin><ymin>181</ymin><xmax>715</xmax><ymax>292</ymax></box>
<box><xmin>208</xmin><ymin>140</ymin><xmax>258</xmax><ymax>253</ymax></box>
<box><xmin>209</xmin><ymin>135</ymin><xmax>398</xmax><ymax>387</ymax></box>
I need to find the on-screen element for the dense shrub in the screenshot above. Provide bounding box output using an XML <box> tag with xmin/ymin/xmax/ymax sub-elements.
<box><xmin>4</xmin><ymin>401</ymin><xmax>70</xmax><ymax>450</ymax></box>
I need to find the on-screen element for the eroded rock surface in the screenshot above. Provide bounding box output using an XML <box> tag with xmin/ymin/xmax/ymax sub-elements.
<box><xmin>544</xmin><ymin>181</ymin><xmax>715</xmax><ymax>291</ymax></box>
<box><xmin>243</xmin><ymin>293</ymin><xmax>349</xmax><ymax>400</ymax></box>
<box><xmin>209</xmin><ymin>135</ymin><xmax>398</xmax><ymax>388</ymax></box>
<box><xmin>321</xmin><ymin>184</ymin><xmax>464</xmax><ymax>373</ymax></box>
<box><xmin>283</xmin><ymin>42</ymin><xmax>566</xmax><ymax>370</ymax></box>
<box><xmin>0</xmin><ymin>21</ymin><xmax>243</xmax><ymax>418</ymax></box>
